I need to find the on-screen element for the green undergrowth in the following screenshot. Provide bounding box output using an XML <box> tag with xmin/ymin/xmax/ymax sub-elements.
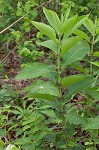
<box><xmin>0</xmin><ymin>1</ymin><xmax>99</xmax><ymax>150</ymax></box>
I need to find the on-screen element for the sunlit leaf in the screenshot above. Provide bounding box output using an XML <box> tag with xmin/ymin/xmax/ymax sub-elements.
<box><xmin>61</xmin><ymin>36</ymin><xmax>82</xmax><ymax>56</ymax></box>
<box><xmin>64</xmin><ymin>76</ymin><xmax>94</xmax><ymax>100</ymax></box>
<box><xmin>71</xmin><ymin>65</ymin><xmax>87</xmax><ymax>74</ymax></box>
<box><xmin>39</xmin><ymin>40</ymin><xmax>57</xmax><ymax>54</ymax></box>
<box><xmin>90</xmin><ymin>62</ymin><xmax>99</xmax><ymax>67</ymax></box>
<box><xmin>84</xmin><ymin>116</ymin><xmax>99</xmax><ymax>130</ymax></box>
<box><xmin>15</xmin><ymin>62</ymin><xmax>50</xmax><ymax>80</ymax></box>
<box><xmin>61</xmin><ymin>74</ymin><xmax>87</xmax><ymax>87</ymax></box>
<box><xmin>41</xmin><ymin>109</ymin><xmax>56</xmax><ymax>118</ymax></box>
<box><xmin>73</xmin><ymin>15</ymin><xmax>89</xmax><ymax>31</ymax></box>
<box><xmin>62</xmin><ymin>40</ymin><xmax>90</xmax><ymax>69</ymax></box>
<box><xmin>86</xmin><ymin>87</ymin><xmax>99</xmax><ymax>100</ymax></box>
<box><xmin>63</xmin><ymin>15</ymin><xmax>88</xmax><ymax>38</ymax></box>
<box><xmin>30</xmin><ymin>21</ymin><xmax>57</xmax><ymax>43</ymax></box>
<box><xmin>23</xmin><ymin>80</ymin><xmax>59</xmax><ymax>97</ymax></box>
<box><xmin>63</xmin><ymin>7</ymin><xmax>71</xmax><ymax>20</ymax></box>
<box><xmin>65</xmin><ymin>110</ymin><xmax>88</xmax><ymax>126</ymax></box>
<box><xmin>73</xmin><ymin>29</ymin><xmax>90</xmax><ymax>41</ymax></box>
<box><xmin>61</xmin><ymin>15</ymin><xmax>78</xmax><ymax>36</ymax></box>
<box><xmin>83</xmin><ymin>18</ymin><xmax>95</xmax><ymax>35</ymax></box>
<box><xmin>43</xmin><ymin>7</ymin><xmax>61</xmax><ymax>35</ymax></box>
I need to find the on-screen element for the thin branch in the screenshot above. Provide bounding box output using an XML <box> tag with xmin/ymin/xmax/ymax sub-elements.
<box><xmin>0</xmin><ymin>0</ymin><xmax>53</xmax><ymax>63</ymax></box>
<box><xmin>0</xmin><ymin>16</ymin><xmax>25</xmax><ymax>34</ymax></box>
<box><xmin>1</xmin><ymin>46</ymin><xmax>17</xmax><ymax>63</ymax></box>
<box><xmin>0</xmin><ymin>0</ymin><xmax>53</xmax><ymax>35</ymax></box>
<box><xmin>35</xmin><ymin>0</ymin><xmax>53</xmax><ymax>9</ymax></box>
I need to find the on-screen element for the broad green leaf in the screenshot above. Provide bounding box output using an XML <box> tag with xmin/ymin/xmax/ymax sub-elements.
<box><xmin>44</xmin><ymin>67</ymin><xmax>58</xmax><ymax>84</ymax></box>
<box><xmin>14</xmin><ymin>137</ymin><xmax>33</xmax><ymax>145</ymax></box>
<box><xmin>61</xmin><ymin>74</ymin><xmax>87</xmax><ymax>87</ymax></box>
<box><xmin>41</xmin><ymin>100</ymin><xmax>61</xmax><ymax>111</ymax></box>
<box><xmin>84</xmin><ymin>116</ymin><xmax>99</xmax><ymax>130</ymax></box>
<box><xmin>73</xmin><ymin>29</ymin><xmax>90</xmax><ymax>41</ymax></box>
<box><xmin>61</xmin><ymin>36</ymin><xmax>82</xmax><ymax>56</ymax></box>
<box><xmin>93</xmin><ymin>51</ymin><xmax>99</xmax><ymax>57</ymax></box>
<box><xmin>15</xmin><ymin>62</ymin><xmax>50</xmax><ymax>80</ymax></box>
<box><xmin>61</xmin><ymin>15</ymin><xmax>78</xmax><ymax>35</ymax></box>
<box><xmin>30</xmin><ymin>21</ymin><xmax>57</xmax><ymax>43</ymax></box>
<box><xmin>25</xmin><ymin>93</ymin><xmax>56</xmax><ymax>101</ymax></box>
<box><xmin>63</xmin><ymin>15</ymin><xmax>88</xmax><ymax>38</ymax></box>
<box><xmin>83</xmin><ymin>18</ymin><xmax>95</xmax><ymax>35</ymax></box>
<box><xmin>86</xmin><ymin>88</ymin><xmax>99</xmax><ymax>100</ymax></box>
<box><xmin>23</xmin><ymin>80</ymin><xmax>59</xmax><ymax>97</ymax></box>
<box><xmin>41</xmin><ymin>109</ymin><xmax>56</xmax><ymax>118</ymax></box>
<box><xmin>62</xmin><ymin>40</ymin><xmax>90</xmax><ymax>69</ymax></box>
<box><xmin>64</xmin><ymin>76</ymin><xmax>94</xmax><ymax>100</ymax></box>
<box><xmin>73</xmin><ymin>15</ymin><xmax>89</xmax><ymax>31</ymax></box>
<box><xmin>71</xmin><ymin>65</ymin><xmax>87</xmax><ymax>74</ymax></box>
<box><xmin>61</xmin><ymin>7</ymin><xmax>71</xmax><ymax>24</ymax></box>
<box><xmin>39</xmin><ymin>40</ymin><xmax>57</xmax><ymax>54</ymax></box>
<box><xmin>43</xmin><ymin>7</ymin><xmax>61</xmax><ymax>35</ymax></box>
<box><xmin>90</xmin><ymin>62</ymin><xmax>99</xmax><ymax>67</ymax></box>
<box><xmin>65</xmin><ymin>110</ymin><xmax>88</xmax><ymax>126</ymax></box>
<box><xmin>64</xmin><ymin>7</ymin><xmax>71</xmax><ymax>20</ymax></box>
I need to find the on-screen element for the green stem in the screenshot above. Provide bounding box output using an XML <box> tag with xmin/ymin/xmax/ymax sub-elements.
<box><xmin>57</xmin><ymin>36</ymin><xmax>62</xmax><ymax>99</ymax></box>
<box><xmin>57</xmin><ymin>35</ymin><xmax>70</xmax><ymax>150</ymax></box>
<box><xmin>90</xmin><ymin>36</ymin><xmax>94</xmax><ymax>74</ymax></box>
<box><xmin>89</xmin><ymin>36</ymin><xmax>95</xmax><ymax>108</ymax></box>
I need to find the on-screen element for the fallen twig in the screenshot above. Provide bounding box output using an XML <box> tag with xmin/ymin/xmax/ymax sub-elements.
<box><xmin>0</xmin><ymin>16</ymin><xmax>25</xmax><ymax>34</ymax></box>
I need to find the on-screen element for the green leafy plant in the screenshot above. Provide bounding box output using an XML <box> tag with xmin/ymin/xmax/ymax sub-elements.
<box><xmin>0</xmin><ymin>0</ymin><xmax>38</xmax><ymax>64</ymax></box>
<box><xmin>14</xmin><ymin>7</ymin><xmax>99</xmax><ymax>149</ymax></box>
<box><xmin>61</xmin><ymin>0</ymin><xmax>99</xmax><ymax>18</ymax></box>
<box><xmin>18</xmin><ymin>40</ymin><xmax>44</xmax><ymax>63</ymax></box>
<box><xmin>83</xmin><ymin>17</ymin><xmax>99</xmax><ymax>74</ymax></box>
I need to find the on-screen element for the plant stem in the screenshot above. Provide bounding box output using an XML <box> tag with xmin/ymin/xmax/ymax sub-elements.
<box><xmin>90</xmin><ymin>35</ymin><xmax>95</xmax><ymax>74</ymax></box>
<box><xmin>89</xmin><ymin>35</ymin><xmax>95</xmax><ymax>108</ymax></box>
<box><xmin>57</xmin><ymin>35</ymin><xmax>70</xmax><ymax>150</ymax></box>
<box><xmin>57</xmin><ymin>36</ymin><xmax>62</xmax><ymax>99</ymax></box>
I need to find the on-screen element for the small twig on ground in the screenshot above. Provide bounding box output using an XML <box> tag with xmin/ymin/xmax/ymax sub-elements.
<box><xmin>1</xmin><ymin>46</ymin><xmax>17</xmax><ymax>63</ymax></box>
